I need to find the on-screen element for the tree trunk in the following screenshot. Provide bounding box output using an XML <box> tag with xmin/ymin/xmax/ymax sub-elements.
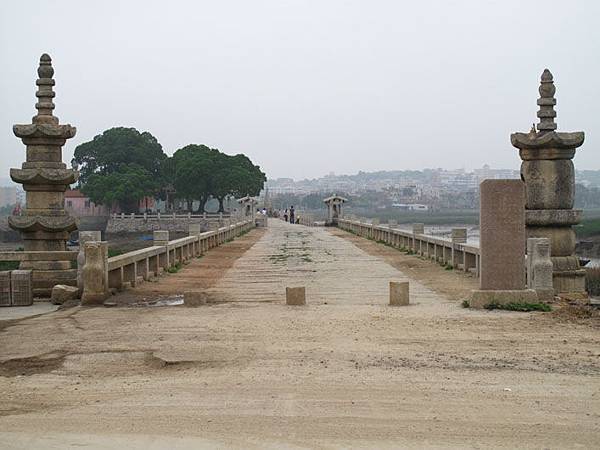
<box><xmin>218</xmin><ymin>196</ymin><xmax>225</xmax><ymax>213</ymax></box>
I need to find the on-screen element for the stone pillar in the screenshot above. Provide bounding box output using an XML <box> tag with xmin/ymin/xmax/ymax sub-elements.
<box><xmin>527</xmin><ymin>238</ymin><xmax>555</xmax><ymax>301</ymax></box>
<box><xmin>412</xmin><ymin>223</ymin><xmax>424</xmax><ymax>252</ymax></box>
<box><xmin>451</xmin><ymin>228</ymin><xmax>467</xmax><ymax>244</ymax></box>
<box><xmin>153</xmin><ymin>230</ymin><xmax>169</xmax><ymax>246</ymax></box>
<box><xmin>412</xmin><ymin>223</ymin><xmax>424</xmax><ymax>234</ymax></box>
<box><xmin>77</xmin><ymin>231</ymin><xmax>102</xmax><ymax>294</ymax></box>
<box><xmin>81</xmin><ymin>241</ymin><xmax>109</xmax><ymax>305</ymax></box>
<box><xmin>8</xmin><ymin>54</ymin><xmax>78</xmax><ymax>297</ymax></box>
<box><xmin>511</xmin><ymin>69</ymin><xmax>585</xmax><ymax>295</ymax></box>
<box><xmin>470</xmin><ymin>180</ymin><xmax>537</xmax><ymax>308</ymax></box>
<box><xmin>188</xmin><ymin>223</ymin><xmax>201</xmax><ymax>237</ymax></box>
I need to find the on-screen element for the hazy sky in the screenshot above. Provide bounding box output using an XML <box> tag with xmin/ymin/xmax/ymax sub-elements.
<box><xmin>1</xmin><ymin>0</ymin><xmax>598</xmax><ymax>181</ymax></box>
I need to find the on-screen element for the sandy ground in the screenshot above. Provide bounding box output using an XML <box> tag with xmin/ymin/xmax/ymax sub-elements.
<box><xmin>0</xmin><ymin>220</ymin><xmax>599</xmax><ymax>449</ymax></box>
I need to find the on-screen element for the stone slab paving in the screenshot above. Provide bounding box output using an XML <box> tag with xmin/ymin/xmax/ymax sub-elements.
<box><xmin>205</xmin><ymin>219</ymin><xmax>444</xmax><ymax>306</ymax></box>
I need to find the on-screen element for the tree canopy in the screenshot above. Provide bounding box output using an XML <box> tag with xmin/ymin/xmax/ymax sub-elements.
<box><xmin>82</xmin><ymin>165</ymin><xmax>157</xmax><ymax>212</ymax></box>
<box><xmin>72</xmin><ymin>127</ymin><xmax>266</xmax><ymax>213</ymax></box>
<box><xmin>72</xmin><ymin>127</ymin><xmax>167</xmax><ymax>185</ymax></box>
<box><xmin>171</xmin><ymin>144</ymin><xmax>266</xmax><ymax>212</ymax></box>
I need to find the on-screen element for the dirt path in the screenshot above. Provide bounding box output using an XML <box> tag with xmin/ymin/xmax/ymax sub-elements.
<box><xmin>327</xmin><ymin>226</ymin><xmax>479</xmax><ymax>302</ymax></box>
<box><xmin>0</xmin><ymin>221</ymin><xmax>599</xmax><ymax>449</ymax></box>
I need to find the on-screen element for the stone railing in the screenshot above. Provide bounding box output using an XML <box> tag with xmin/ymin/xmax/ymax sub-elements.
<box><xmin>81</xmin><ymin>219</ymin><xmax>254</xmax><ymax>303</ymax></box>
<box><xmin>337</xmin><ymin>218</ymin><xmax>480</xmax><ymax>277</ymax></box>
<box><xmin>106</xmin><ymin>212</ymin><xmax>237</xmax><ymax>233</ymax></box>
<box><xmin>110</xmin><ymin>212</ymin><xmax>232</xmax><ymax>220</ymax></box>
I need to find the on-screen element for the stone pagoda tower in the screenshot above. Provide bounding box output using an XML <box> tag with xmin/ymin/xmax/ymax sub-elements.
<box><xmin>511</xmin><ymin>69</ymin><xmax>586</xmax><ymax>295</ymax></box>
<box><xmin>9</xmin><ymin>54</ymin><xmax>79</xmax><ymax>297</ymax></box>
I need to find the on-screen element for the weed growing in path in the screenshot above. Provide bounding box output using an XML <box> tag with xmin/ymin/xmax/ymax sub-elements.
<box><xmin>484</xmin><ymin>302</ymin><xmax>552</xmax><ymax>312</ymax></box>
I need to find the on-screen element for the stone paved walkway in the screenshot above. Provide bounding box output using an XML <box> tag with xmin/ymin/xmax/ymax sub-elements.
<box><xmin>205</xmin><ymin>219</ymin><xmax>444</xmax><ymax>307</ymax></box>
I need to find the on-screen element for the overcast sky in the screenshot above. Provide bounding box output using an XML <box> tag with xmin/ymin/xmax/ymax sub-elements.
<box><xmin>1</xmin><ymin>0</ymin><xmax>598</xmax><ymax>181</ymax></box>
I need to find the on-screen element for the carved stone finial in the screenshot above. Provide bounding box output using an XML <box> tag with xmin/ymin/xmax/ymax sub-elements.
<box><xmin>536</xmin><ymin>68</ymin><xmax>557</xmax><ymax>133</ymax></box>
<box><xmin>34</xmin><ymin>53</ymin><xmax>58</xmax><ymax>125</ymax></box>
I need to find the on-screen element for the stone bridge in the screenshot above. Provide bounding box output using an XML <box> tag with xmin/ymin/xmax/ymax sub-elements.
<box><xmin>1</xmin><ymin>219</ymin><xmax>598</xmax><ymax>448</ymax></box>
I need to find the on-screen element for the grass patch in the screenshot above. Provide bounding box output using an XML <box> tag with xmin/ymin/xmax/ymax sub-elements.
<box><xmin>461</xmin><ymin>300</ymin><xmax>470</xmax><ymax>308</ymax></box>
<box><xmin>167</xmin><ymin>262</ymin><xmax>182</xmax><ymax>273</ymax></box>
<box><xmin>0</xmin><ymin>261</ymin><xmax>20</xmax><ymax>271</ymax></box>
<box><xmin>576</xmin><ymin>217</ymin><xmax>600</xmax><ymax>238</ymax></box>
<box><xmin>484</xmin><ymin>302</ymin><xmax>552</xmax><ymax>312</ymax></box>
<box><xmin>108</xmin><ymin>248</ymin><xmax>124</xmax><ymax>258</ymax></box>
<box><xmin>445</xmin><ymin>264</ymin><xmax>454</xmax><ymax>270</ymax></box>
<box><xmin>269</xmin><ymin>254</ymin><xmax>290</xmax><ymax>263</ymax></box>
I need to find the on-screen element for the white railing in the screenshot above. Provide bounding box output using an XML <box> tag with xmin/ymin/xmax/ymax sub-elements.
<box><xmin>337</xmin><ymin>218</ymin><xmax>480</xmax><ymax>277</ymax></box>
<box><xmin>93</xmin><ymin>219</ymin><xmax>254</xmax><ymax>292</ymax></box>
<box><xmin>110</xmin><ymin>212</ymin><xmax>233</xmax><ymax>220</ymax></box>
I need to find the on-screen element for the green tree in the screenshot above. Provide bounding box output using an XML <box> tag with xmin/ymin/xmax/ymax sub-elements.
<box><xmin>81</xmin><ymin>165</ymin><xmax>156</xmax><ymax>212</ymax></box>
<box><xmin>171</xmin><ymin>145</ymin><xmax>266</xmax><ymax>213</ymax></box>
<box><xmin>72</xmin><ymin>127</ymin><xmax>167</xmax><ymax>185</ymax></box>
<box><xmin>72</xmin><ymin>127</ymin><xmax>168</xmax><ymax>211</ymax></box>
<box><xmin>171</xmin><ymin>145</ymin><xmax>220</xmax><ymax>212</ymax></box>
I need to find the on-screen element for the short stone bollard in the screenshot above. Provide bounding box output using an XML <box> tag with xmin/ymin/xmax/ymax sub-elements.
<box><xmin>286</xmin><ymin>287</ymin><xmax>306</xmax><ymax>306</ymax></box>
<box><xmin>389</xmin><ymin>281</ymin><xmax>409</xmax><ymax>306</ymax></box>
<box><xmin>184</xmin><ymin>290</ymin><xmax>207</xmax><ymax>307</ymax></box>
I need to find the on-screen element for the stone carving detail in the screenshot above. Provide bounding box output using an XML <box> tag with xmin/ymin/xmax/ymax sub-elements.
<box><xmin>530</xmin><ymin>239</ymin><xmax>554</xmax><ymax>301</ymax></box>
<box><xmin>8</xmin><ymin>54</ymin><xmax>79</xmax><ymax>297</ymax></box>
<box><xmin>511</xmin><ymin>69</ymin><xmax>586</xmax><ymax>294</ymax></box>
<box><xmin>81</xmin><ymin>242</ymin><xmax>109</xmax><ymax>305</ymax></box>
<box><xmin>78</xmin><ymin>231</ymin><xmax>102</xmax><ymax>293</ymax></box>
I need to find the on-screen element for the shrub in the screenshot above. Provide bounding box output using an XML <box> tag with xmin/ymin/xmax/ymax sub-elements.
<box><xmin>167</xmin><ymin>262</ymin><xmax>182</xmax><ymax>274</ymax></box>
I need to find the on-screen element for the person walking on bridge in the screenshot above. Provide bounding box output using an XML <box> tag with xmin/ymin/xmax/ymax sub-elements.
<box><xmin>289</xmin><ymin>206</ymin><xmax>295</xmax><ymax>224</ymax></box>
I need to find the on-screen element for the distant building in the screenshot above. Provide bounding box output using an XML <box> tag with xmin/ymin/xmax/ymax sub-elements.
<box><xmin>0</xmin><ymin>186</ymin><xmax>17</xmax><ymax>208</ymax></box>
<box><xmin>65</xmin><ymin>190</ymin><xmax>110</xmax><ymax>216</ymax></box>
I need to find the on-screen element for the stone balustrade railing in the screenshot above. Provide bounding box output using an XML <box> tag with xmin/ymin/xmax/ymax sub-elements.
<box><xmin>82</xmin><ymin>219</ymin><xmax>254</xmax><ymax>302</ymax></box>
<box><xmin>298</xmin><ymin>214</ymin><xmax>316</xmax><ymax>227</ymax></box>
<box><xmin>337</xmin><ymin>218</ymin><xmax>480</xmax><ymax>277</ymax></box>
<box><xmin>107</xmin><ymin>212</ymin><xmax>238</xmax><ymax>233</ymax></box>
<box><xmin>110</xmin><ymin>212</ymin><xmax>233</xmax><ymax>220</ymax></box>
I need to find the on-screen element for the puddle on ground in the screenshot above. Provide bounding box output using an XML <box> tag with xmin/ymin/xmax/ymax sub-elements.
<box><xmin>129</xmin><ymin>294</ymin><xmax>184</xmax><ymax>307</ymax></box>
